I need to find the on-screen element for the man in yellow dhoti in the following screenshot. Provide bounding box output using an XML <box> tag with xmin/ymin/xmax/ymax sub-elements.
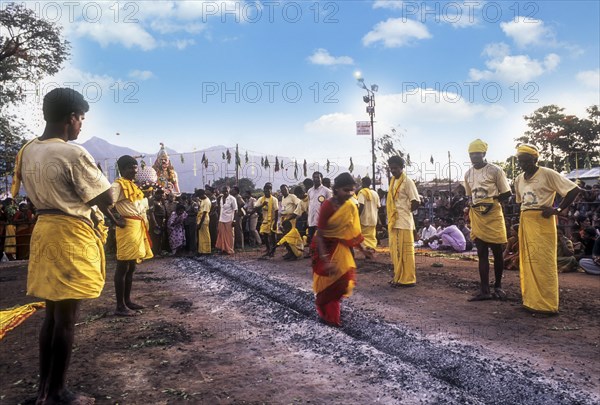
<box><xmin>386</xmin><ymin>156</ymin><xmax>420</xmax><ymax>287</ymax></box>
<box><xmin>110</xmin><ymin>155</ymin><xmax>154</xmax><ymax>316</ymax></box>
<box><xmin>254</xmin><ymin>183</ymin><xmax>279</xmax><ymax>258</ymax></box>
<box><xmin>197</xmin><ymin>189</ymin><xmax>212</xmax><ymax>255</ymax></box>
<box><xmin>277</xmin><ymin>184</ymin><xmax>302</xmax><ymax>260</ymax></box>
<box><xmin>464</xmin><ymin>139</ymin><xmax>512</xmax><ymax>301</ymax></box>
<box><xmin>515</xmin><ymin>144</ymin><xmax>579</xmax><ymax>313</ymax></box>
<box><xmin>12</xmin><ymin>88</ymin><xmax>114</xmax><ymax>404</ymax></box>
<box><xmin>357</xmin><ymin>177</ymin><xmax>380</xmax><ymax>253</ymax></box>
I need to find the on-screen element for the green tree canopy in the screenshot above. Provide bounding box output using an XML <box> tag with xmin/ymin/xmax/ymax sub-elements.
<box><xmin>211</xmin><ymin>177</ymin><xmax>256</xmax><ymax>193</ymax></box>
<box><xmin>1</xmin><ymin>2</ymin><xmax>70</xmax><ymax>190</ymax></box>
<box><xmin>0</xmin><ymin>3</ymin><xmax>70</xmax><ymax>106</ymax></box>
<box><xmin>515</xmin><ymin>104</ymin><xmax>600</xmax><ymax>171</ymax></box>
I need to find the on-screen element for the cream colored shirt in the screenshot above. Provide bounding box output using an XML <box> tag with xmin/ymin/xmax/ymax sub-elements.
<box><xmin>464</xmin><ymin>163</ymin><xmax>511</xmax><ymax>205</ymax></box>
<box><xmin>294</xmin><ymin>196</ymin><xmax>308</xmax><ymax>216</ymax></box>
<box><xmin>514</xmin><ymin>167</ymin><xmax>577</xmax><ymax>210</ymax></box>
<box><xmin>111</xmin><ymin>182</ymin><xmax>148</xmax><ymax>218</ymax></box>
<box><xmin>256</xmin><ymin>195</ymin><xmax>279</xmax><ymax>223</ymax></box>
<box><xmin>20</xmin><ymin>138</ymin><xmax>111</xmax><ymax>221</ymax></box>
<box><xmin>357</xmin><ymin>188</ymin><xmax>380</xmax><ymax>227</ymax></box>
<box><xmin>281</xmin><ymin>194</ymin><xmax>300</xmax><ymax>216</ymax></box>
<box><xmin>391</xmin><ymin>176</ymin><xmax>419</xmax><ymax>230</ymax></box>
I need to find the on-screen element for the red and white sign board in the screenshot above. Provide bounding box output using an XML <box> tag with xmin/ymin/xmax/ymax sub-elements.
<box><xmin>356</xmin><ymin>121</ymin><xmax>371</xmax><ymax>136</ymax></box>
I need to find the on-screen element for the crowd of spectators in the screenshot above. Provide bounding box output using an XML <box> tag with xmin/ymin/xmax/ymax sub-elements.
<box><xmin>2</xmin><ymin>181</ymin><xmax>599</xmax><ymax>274</ymax></box>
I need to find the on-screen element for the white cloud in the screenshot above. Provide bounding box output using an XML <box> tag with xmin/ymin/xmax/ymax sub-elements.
<box><xmin>377</xmin><ymin>89</ymin><xmax>506</xmax><ymax>123</ymax></box>
<box><xmin>307</xmin><ymin>49</ymin><xmax>354</xmax><ymax>66</ymax></box>
<box><xmin>304</xmin><ymin>113</ymin><xmax>355</xmax><ymax>134</ymax></box>
<box><xmin>469</xmin><ymin>42</ymin><xmax>560</xmax><ymax>83</ymax></box>
<box><xmin>576</xmin><ymin>69</ymin><xmax>600</xmax><ymax>89</ymax></box>
<box><xmin>129</xmin><ymin>70</ymin><xmax>154</xmax><ymax>80</ymax></box>
<box><xmin>363</xmin><ymin>18</ymin><xmax>431</xmax><ymax>48</ymax></box>
<box><xmin>482</xmin><ymin>42</ymin><xmax>511</xmax><ymax>59</ymax></box>
<box><xmin>500</xmin><ymin>17</ymin><xmax>554</xmax><ymax>48</ymax></box>
<box><xmin>75</xmin><ymin>22</ymin><xmax>157</xmax><ymax>50</ymax></box>
<box><xmin>173</xmin><ymin>39</ymin><xmax>196</xmax><ymax>50</ymax></box>
<box><xmin>150</xmin><ymin>20</ymin><xmax>206</xmax><ymax>34</ymax></box>
<box><xmin>373</xmin><ymin>1</ymin><xmax>405</xmax><ymax>10</ymax></box>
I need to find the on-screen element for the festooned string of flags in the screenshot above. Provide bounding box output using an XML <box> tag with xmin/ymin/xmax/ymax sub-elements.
<box><xmin>103</xmin><ymin>143</ymin><xmax>596</xmax><ymax>185</ymax></box>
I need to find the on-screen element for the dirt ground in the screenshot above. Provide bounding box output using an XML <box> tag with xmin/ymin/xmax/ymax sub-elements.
<box><xmin>1</xmin><ymin>246</ymin><xmax>599</xmax><ymax>404</ymax></box>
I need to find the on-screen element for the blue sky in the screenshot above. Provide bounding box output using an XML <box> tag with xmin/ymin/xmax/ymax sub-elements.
<box><xmin>11</xmin><ymin>0</ymin><xmax>600</xmax><ymax>181</ymax></box>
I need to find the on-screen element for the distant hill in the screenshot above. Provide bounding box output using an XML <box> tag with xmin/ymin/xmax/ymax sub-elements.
<box><xmin>79</xmin><ymin>137</ymin><xmax>368</xmax><ymax>192</ymax></box>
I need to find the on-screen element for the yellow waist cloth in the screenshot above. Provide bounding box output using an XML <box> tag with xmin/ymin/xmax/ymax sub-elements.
<box><xmin>519</xmin><ymin>210</ymin><xmax>559</xmax><ymax>313</ymax></box>
<box><xmin>4</xmin><ymin>225</ymin><xmax>16</xmax><ymax>254</ymax></box>
<box><xmin>361</xmin><ymin>225</ymin><xmax>377</xmax><ymax>249</ymax></box>
<box><xmin>116</xmin><ymin>217</ymin><xmax>154</xmax><ymax>261</ymax></box>
<box><xmin>28</xmin><ymin>215</ymin><xmax>106</xmax><ymax>301</ymax></box>
<box><xmin>277</xmin><ymin>227</ymin><xmax>304</xmax><ymax>257</ymax></box>
<box><xmin>389</xmin><ymin>228</ymin><xmax>416</xmax><ymax>285</ymax></box>
<box><xmin>197</xmin><ymin>219</ymin><xmax>211</xmax><ymax>254</ymax></box>
<box><xmin>469</xmin><ymin>200</ymin><xmax>507</xmax><ymax>244</ymax></box>
<box><xmin>260</xmin><ymin>220</ymin><xmax>275</xmax><ymax>234</ymax></box>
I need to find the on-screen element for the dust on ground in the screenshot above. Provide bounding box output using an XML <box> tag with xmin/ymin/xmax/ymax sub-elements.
<box><xmin>0</xmin><ymin>247</ymin><xmax>598</xmax><ymax>404</ymax></box>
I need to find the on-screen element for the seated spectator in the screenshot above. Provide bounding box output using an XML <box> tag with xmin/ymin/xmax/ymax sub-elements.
<box><xmin>415</xmin><ymin>218</ymin><xmax>437</xmax><ymax>247</ymax></box>
<box><xmin>578</xmin><ymin>227</ymin><xmax>598</xmax><ymax>258</ymax></box>
<box><xmin>426</xmin><ymin>217</ymin><xmax>466</xmax><ymax>252</ymax></box>
<box><xmin>557</xmin><ymin>226</ymin><xmax>579</xmax><ymax>273</ymax></box>
<box><xmin>503</xmin><ymin>224</ymin><xmax>519</xmax><ymax>270</ymax></box>
<box><xmin>450</xmin><ymin>185</ymin><xmax>467</xmax><ymax>220</ymax></box>
<box><xmin>14</xmin><ymin>200</ymin><xmax>36</xmax><ymax>260</ymax></box>
<box><xmin>457</xmin><ymin>217</ymin><xmax>473</xmax><ymax>251</ymax></box>
<box><xmin>579</xmin><ymin>237</ymin><xmax>600</xmax><ymax>275</ymax></box>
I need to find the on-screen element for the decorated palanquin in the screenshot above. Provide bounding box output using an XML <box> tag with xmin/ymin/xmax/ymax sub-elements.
<box><xmin>152</xmin><ymin>143</ymin><xmax>180</xmax><ymax>195</ymax></box>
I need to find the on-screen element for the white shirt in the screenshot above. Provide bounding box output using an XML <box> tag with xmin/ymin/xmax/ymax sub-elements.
<box><xmin>420</xmin><ymin>225</ymin><xmax>437</xmax><ymax>241</ymax></box>
<box><xmin>307</xmin><ymin>185</ymin><xmax>332</xmax><ymax>227</ymax></box>
<box><xmin>219</xmin><ymin>194</ymin><xmax>238</xmax><ymax>223</ymax></box>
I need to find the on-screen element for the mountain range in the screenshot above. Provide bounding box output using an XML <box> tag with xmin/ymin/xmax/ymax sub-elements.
<box><xmin>80</xmin><ymin>137</ymin><xmax>368</xmax><ymax>192</ymax></box>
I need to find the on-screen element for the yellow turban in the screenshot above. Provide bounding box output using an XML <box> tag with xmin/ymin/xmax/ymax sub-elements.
<box><xmin>516</xmin><ymin>144</ymin><xmax>539</xmax><ymax>158</ymax></box>
<box><xmin>468</xmin><ymin>139</ymin><xmax>488</xmax><ymax>153</ymax></box>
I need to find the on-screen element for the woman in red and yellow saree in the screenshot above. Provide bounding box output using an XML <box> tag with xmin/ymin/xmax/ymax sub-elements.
<box><xmin>311</xmin><ymin>173</ymin><xmax>370</xmax><ymax>327</ymax></box>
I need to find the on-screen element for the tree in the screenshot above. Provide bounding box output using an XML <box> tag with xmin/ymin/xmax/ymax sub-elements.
<box><xmin>492</xmin><ymin>157</ymin><xmax>521</xmax><ymax>181</ymax></box>
<box><xmin>0</xmin><ymin>3</ymin><xmax>70</xmax><ymax>189</ymax></box>
<box><xmin>375</xmin><ymin>127</ymin><xmax>406</xmax><ymax>184</ymax></box>
<box><xmin>515</xmin><ymin>104</ymin><xmax>600</xmax><ymax>172</ymax></box>
<box><xmin>211</xmin><ymin>177</ymin><xmax>256</xmax><ymax>193</ymax></box>
<box><xmin>0</xmin><ymin>115</ymin><xmax>28</xmax><ymax>193</ymax></box>
<box><xmin>0</xmin><ymin>3</ymin><xmax>70</xmax><ymax>106</ymax></box>
<box><xmin>515</xmin><ymin>105</ymin><xmax>565</xmax><ymax>169</ymax></box>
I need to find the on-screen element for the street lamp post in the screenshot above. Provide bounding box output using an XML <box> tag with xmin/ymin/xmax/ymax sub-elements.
<box><xmin>355</xmin><ymin>72</ymin><xmax>378</xmax><ymax>190</ymax></box>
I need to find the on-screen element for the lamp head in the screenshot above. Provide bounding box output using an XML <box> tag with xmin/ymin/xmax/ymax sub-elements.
<box><xmin>363</xmin><ymin>95</ymin><xmax>370</xmax><ymax>103</ymax></box>
<box><xmin>371</xmin><ymin>84</ymin><xmax>379</xmax><ymax>92</ymax></box>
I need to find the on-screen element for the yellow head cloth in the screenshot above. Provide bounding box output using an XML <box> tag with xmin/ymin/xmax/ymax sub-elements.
<box><xmin>517</xmin><ymin>144</ymin><xmax>539</xmax><ymax>158</ymax></box>
<box><xmin>468</xmin><ymin>139</ymin><xmax>488</xmax><ymax>154</ymax></box>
